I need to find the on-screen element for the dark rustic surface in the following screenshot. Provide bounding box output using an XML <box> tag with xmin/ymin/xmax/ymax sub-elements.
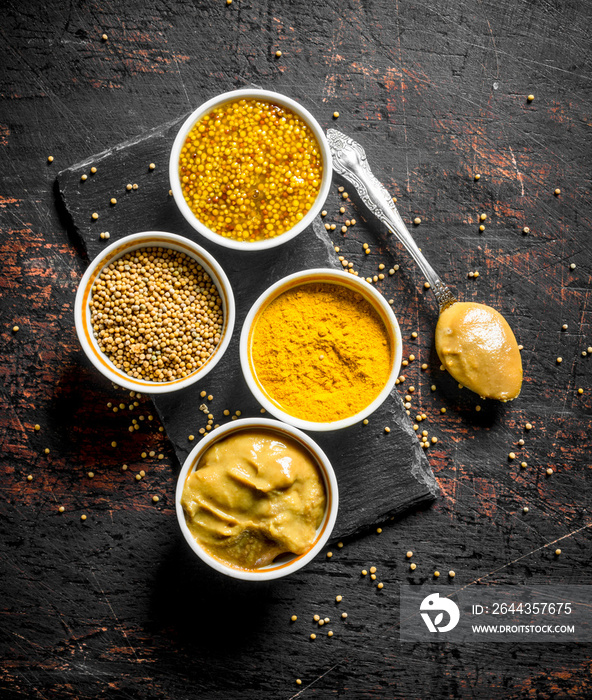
<box><xmin>55</xmin><ymin>122</ymin><xmax>438</xmax><ymax>540</ymax></box>
<box><xmin>1</xmin><ymin>1</ymin><xmax>591</xmax><ymax>699</ymax></box>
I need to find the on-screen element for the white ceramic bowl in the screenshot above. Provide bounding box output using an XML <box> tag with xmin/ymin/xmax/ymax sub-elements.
<box><xmin>176</xmin><ymin>418</ymin><xmax>339</xmax><ymax>581</ymax></box>
<box><xmin>74</xmin><ymin>231</ymin><xmax>235</xmax><ymax>394</ymax></box>
<box><xmin>169</xmin><ymin>88</ymin><xmax>332</xmax><ymax>251</ymax></box>
<box><xmin>240</xmin><ymin>269</ymin><xmax>403</xmax><ymax>431</ymax></box>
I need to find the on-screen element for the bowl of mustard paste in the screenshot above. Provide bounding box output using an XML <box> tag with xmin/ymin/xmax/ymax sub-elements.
<box><xmin>240</xmin><ymin>269</ymin><xmax>403</xmax><ymax>431</ymax></box>
<box><xmin>176</xmin><ymin>418</ymin><xmax>338</xmax><ymax>580</ymax></box>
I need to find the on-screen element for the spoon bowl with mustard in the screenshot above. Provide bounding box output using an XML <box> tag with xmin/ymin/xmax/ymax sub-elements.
<box><xmin>327</xmin><ymin>129</ymin><xmax>522</xmax><ymax>402</ymax></box>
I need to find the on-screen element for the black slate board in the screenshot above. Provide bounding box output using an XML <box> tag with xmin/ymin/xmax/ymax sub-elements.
<box><xmin>55</xmin><ymin>111</ymin><xmax>438</xmax><ymax>540</ymax></box>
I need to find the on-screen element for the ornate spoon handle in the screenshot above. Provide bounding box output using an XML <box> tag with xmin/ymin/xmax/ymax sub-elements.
<box><xmin>327</xmin><ymin>129</ymin><xmax>457</xmax><ymax>313</ymax></box>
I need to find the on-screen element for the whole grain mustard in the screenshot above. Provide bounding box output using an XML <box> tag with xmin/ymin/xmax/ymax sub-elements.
<box><xmin>179</xmin><ymin>98</ymin><xmax>323</xmax><ymax>242</ymax></box>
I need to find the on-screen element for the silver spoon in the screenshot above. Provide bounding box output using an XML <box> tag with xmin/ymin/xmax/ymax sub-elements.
<box><xmin>327</xmin><ymin>129</ymin><xmax>457</xmax><ymax>313</ymax></box>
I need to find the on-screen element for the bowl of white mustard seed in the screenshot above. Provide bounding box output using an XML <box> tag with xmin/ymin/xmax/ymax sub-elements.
<box><xmin>74</xmin><ymin>231</ymin><xmax>235</xmax><ymax>393</ymax></box>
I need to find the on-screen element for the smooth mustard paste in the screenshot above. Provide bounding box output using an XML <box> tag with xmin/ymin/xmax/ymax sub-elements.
<box><xmin>180</xmin><ymin>430</ymin><xmax>326</xmax><ymax>570</ymax></box>
<box><xmin>435</xmin><ymin>302</ymin><xmax>523</xmax><ymax>401</ymax></box>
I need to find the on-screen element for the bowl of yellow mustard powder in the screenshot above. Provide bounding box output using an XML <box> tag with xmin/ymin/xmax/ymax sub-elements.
<box><xmin>240</xmin><ymin>269</ymin><xmax>403</xmax><ymax>431</ymax></box>
<box><xmin>176</xmin><ymin>418</ymin><xmax>339</xmax><ymax>581</ymax></box>
<box><xmin>169</xmin><ymin>89</ymin><xmax>332</xmax><ymax>251</ymax></box>
<box><xmin>74</xmin><ymin>231</ymin><xmax>235</xmax><ymax>394</ymax></box>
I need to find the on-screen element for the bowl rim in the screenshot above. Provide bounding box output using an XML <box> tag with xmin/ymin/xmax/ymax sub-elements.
<box><xmin>74</xmin><ymin>231</ymin><xmax>236</xmax><ymax>394</ymax></box>
<box><xmin>239</xmin><ymin>268</ymin><xmax>403</xmax><ymax>431</ymax></box>
<box><xmin>175</xmin><ymin>417</ymin><xmax>339</xmax><ymax>581</ymax></box>
<box><xmin>168</xmin><ymin>88</ymin><xmax>333</xmax><ymax>252</ymax></box>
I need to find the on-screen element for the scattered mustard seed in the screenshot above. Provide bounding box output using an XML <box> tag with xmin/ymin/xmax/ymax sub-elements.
<box><xmin>384</xmin><ymin>427</ymin><xmax>390</xmax><ymax>434</ymax></box>
<box><xmin>318</xmin><ymin>620</ymin><xmax>324</xmax><ymax>626</ymax></box>
<box><xmin>126</xmin><ymin>183</ymin><xmax>132</xmax><ymax>191</ymax></box>
<box><xmin>333</xmin><ymin>111</ymin><xmax>340</xmax><ymax>118</ymax></box>
<box><xmin>149</xmin><ymin>163</ymin><xmax>156</xmax><ymax>170</ymax></box>
<box><xmin>87</xmin><ymin>472</ymin><xmax>94</xmax><ymax>479</ymax></box>
<box><xmin>480</xmin><ymin>213</ymin><xmax>487</xmax><ymax>221</ymax></box>
<box><xmin>81</xmin><ymin>174</ymin><xmax>87</xmax><ymax>181</ymax></box>
<box><xmin>337</xmin><ymin>541</ymin><xmax>343</xmax><ymax>549</ymax></box>
<box><xmin>336</xmin><ymin>595</ymin><xmax>342</xmax><ymax>602</ymax></box>
<box><xmin>413</xmin><ymin>217</ymin><xmax>421</xmax><ymax>225</ymax></box>
<box><xmin>91</xmin><ymin>213</ymin><xmax>99</xmax><ymax>220</ymax></box>
<box><xmin>47</xmin><ymin>155</ymin><xmax>54</xmax><ymax>163</ymax></box>
<box><xmin>523</xmin><ymin>227</ymin><xmax>530</xmax><ymax>234</ymax></box>
<box><xmin>91</xmin><ymin>167</ymin><xmax>97</xmax><ymax>174</ymax></box>
<box><xmin>362</xmin><ymin>569</ymin><xmax>367</xmax><ymax>576</ymax></box>
<box><xmin>521</xmin><ymin>462</ymin><xmax>527</xmax><ymax>468</ymax></box>
<box><xmin>525</xmin><ymin>423</ymin><xmax>532</xmax><ymax>430</ymax></box>
<box><xmin>326</xmin><ymin>551</ymin><xmax>333</xmax><ymax>558</ymax></box>
<box><xmin>44</xmin><ymin>448</ymin><xmax>50</xmax><ymax>454</ymax></box>
<box><xmin>327</xmin><ymin>631</ymin><xmax>334</xmax><ymax>637</ymax></box>
<box><xmin>433</xmin><ymin>571</ymin><xmax>440</xmax><ymax>577</ymax></box>
<box><xmin>578</xmin><ymin>388</ymin><xmax>583</xmax><ymax>394</ymax></box>
<box><xmin>555</xmin><ymin>549</ymin><xmax>561</xmax><ymax>556</ymax></box>
<box><xmin>362</xmin><ymin>419</ymin><xmax>369</xmax><ymax>425</ymax></box>
<box><xmin>101</xmin><ymin>33</ymin><xmax>108</xmax><ymax>41</ymax></box>
<box><xmin>291</xmin><ymin>615</ymin><xmax>297</xmax><ymax>622</ymax></box>
<box><xmin>377</xmin><ymin>582</ymin><xmax>384</xmax><ymax>589</ymax></box>
<box><xmin>370</xmin><ymin>573</ymin><xmax>376</xmax><ymax>580</ymax></box>
<box><xmin>518</xmin><ymin>439</ymin><xmax>525</xmax><ymax>446</ymax></box>
<box><xmin>296</xmin><ymin>679</ymin><xmax>302</xmax><ymax>685</ymax></box>
<box><xmin>27</xmin><ymin>475</ymin><xmax>33</xmax><ymax>481</ymax></box>
<box><xmin>410</xmin><ymin>563</ymin><xmax>417</xmax><ymax>571</ymax></box>
<box><xmin>58</xmin><ymin>506</ymin><xmax>65</xmax><ymax>513</ymax></box>
<box><xmin>152</xmin><ymin>495</ymin><xmax>160</xmax><ymax>503</ymax></box>
<box><xmin>377</xmin><ymin>527</ymin><xmax>383</xmax><ymax>533</ymax></box>
<box><xmin>509</xmin><ymin>452</ymin><xmax>516</xmax><ymax>460</ymax></box>
<box><xmin>556</xmin><ymin>357</ymin><xmax>562</xmax><ymax>364</ymax></box>
<box><xmin>554</xmin><ymin>188</ymin><xmax>561</xmax><ymax>196</ymax></box>
<box><xmin>546</xmin><ymin>468</ymin><xmax>553</xmax><ymax>475</ymax></box>
<box><xmin>310</xmin><ymin>633</ymin><xmax>316</xmax><ymax>640</ymax></box>
<box><xmin>275</xmin><ymin>50</ymin><xmax>282</xmax><ymax>57</ymax></box>
<box><xmin>449</xmin><ymin>570</ymin><xmax>455</xmax><ymax>578</ymax></box>
<box><xmin>341</xmin><ymin>612</ymin><xmax>348</xmax><ymax>619</ymax></box>
<box><xmin>188</xmin><ymin>435</ymin><xmax>194</xmax><ymax>441</ymax></box>
<box><xmin>81</xmin><ymin>514</ymin><xmax>87</xmax><ymax>521</ymax></box>
<box><xmin>370</xmin><ymin>566</ymin><xmax>377</xmax><ymax>573</ymax></box>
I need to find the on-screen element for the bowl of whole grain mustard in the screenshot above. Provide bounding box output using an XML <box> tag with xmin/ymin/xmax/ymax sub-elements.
<box><xmin>169</xmin><ymin>89</ymin><xmax>332</xmax><ymax>251</ymax></box>
<box><xmin>176</xmin><ymin>418</ymin><xmax>339</xmax><ymax>581</ymax></box>
<box><xmin>74</xmin><ymin>231</ymin><xmax>235</xmax><ymax>394</ymax></box>
<box><xmin>240</xmin><ymin>269</ymin><xmax>403</xmax><ymax>431</ymax></box>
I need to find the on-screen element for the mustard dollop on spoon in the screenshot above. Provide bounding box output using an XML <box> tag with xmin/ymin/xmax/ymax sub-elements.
<box><xmin>328</xmin><ymin>129</ymin><xmax>523</xmax><ymax>401</ymax></box>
